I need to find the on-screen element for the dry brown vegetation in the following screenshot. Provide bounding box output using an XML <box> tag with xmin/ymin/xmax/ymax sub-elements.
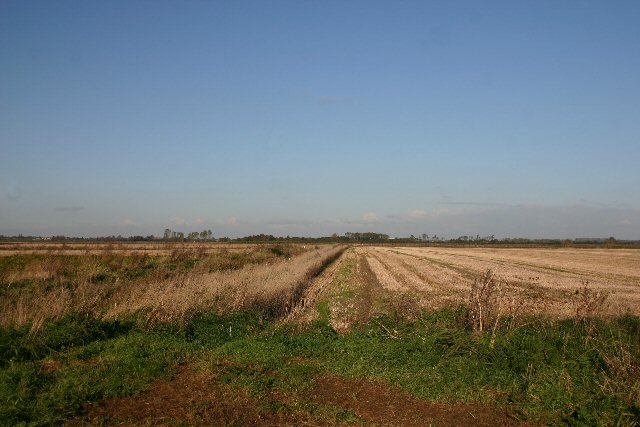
<box><xmin>0</xmin><ymin>244</ymin><xmax>345</xmax><ymax>330</ymax></box>
<box><xmin>356</xmin><ymin>246</ymin><xmax>640</xmax><ymax>318</ymax></box>
<box><xmin>107</xmin><ymin>244</ymin><xmax>344</xmax><ymax>323</ymax></box>
<box><xmin>0</xmin><ymin>241</ymin><xmax>262</xmax><ymax>256</ymax></box>
<box><xmin>3</xmin><ymin>244</ymin><xmax>638</xmax><ymax>333</ymax></box>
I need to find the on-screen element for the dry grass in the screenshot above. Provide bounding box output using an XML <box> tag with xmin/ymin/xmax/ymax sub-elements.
<box><xmin>0</xmin><ymin>241</ymin><xmax>273</xmax><ymax>256</ymax></box>
<box><xmin>3</xmin><ymin>243</ymin><xmax>636</xmax><ymax>331</ymax></box>
<box><xmin>108</xmin><ymin>245</ymin><xmax>345</xmax><ymax>324</ymax></box>
<box><xmin>362</xmin><ymin>246</ymin><xmax>640</xmax><ymax>318</ymax></box>
<box><xmin>598</xmin><ymin>335</ymin><xmax>640</xmax><ymax>408</ymax></box>
<box><xmin>573</xmin><ymin>281</ymin><xmax>611</xmax><ymax>321</ymax></box>
<box><xmin>0</xmin><ymin>244</ymin><xmax>345</xmax><ymax>330</ymax></box>
<box><xmin>468</xmin><ymin>269</ymin><xmax>504</xmax><ymax>337</ymax></box>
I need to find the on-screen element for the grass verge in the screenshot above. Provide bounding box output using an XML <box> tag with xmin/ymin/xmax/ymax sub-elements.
<box><xmin>1</xmin><ymin>309</ymin><xmax>638</xmax><ymax>425</ymax></box>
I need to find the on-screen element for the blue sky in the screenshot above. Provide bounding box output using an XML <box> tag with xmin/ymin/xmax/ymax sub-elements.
<box><xmin>1</xmin><ymin>1</ymin><xmax>639</xmax><ymax>238</ymax></box>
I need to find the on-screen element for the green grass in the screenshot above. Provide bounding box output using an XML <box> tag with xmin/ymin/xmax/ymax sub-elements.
<box><xmin>210</xmin><ymin>311</ymin><xmax>640</xmax><ymax>425</ymax></box>
<box><xmin>1</xmin><ymin>330</ymin><xmax>184</xmax><ymax>424</ymax></box>
<box><xmin>1</xmin><ymin>309</ymin><xmax>639</xmax><ymax>426</ymax></box>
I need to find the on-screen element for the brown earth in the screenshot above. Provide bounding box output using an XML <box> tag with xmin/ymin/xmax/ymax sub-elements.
<box><xmin>309</xmin><ymin>374</ymin><xmax>530</xmax><ymax>427</ymax></box>
<box><xmin>73</xmin><ymin>365</ymin><xmax>531</xmax><ymax>426</ymax></box>
<box><xmin>73</xmin><ymin>365</ymin><xmax>308</xmax><ymax>426</ymax></box>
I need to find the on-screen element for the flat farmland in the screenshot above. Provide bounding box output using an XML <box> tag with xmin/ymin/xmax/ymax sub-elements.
<box><xmin>358</xmin><ymin>246</ymin><xmax>640</xmax><ymax>317</ymax></box>
<box><xmin>2</xmin><ymin>243</ymin><xmax>640</xmax><ymax>425</ymax></box>
<box><xmin>0</xmin><ymin>241</ymin><xmax>262</xmax><ymax>256</ymax></box>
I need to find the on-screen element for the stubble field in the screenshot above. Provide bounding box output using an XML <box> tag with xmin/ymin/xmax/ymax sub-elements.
<box><xmin>358</xmin><ymin>246</ymin><xmax>640</xmax><ymax>317</ymax></box>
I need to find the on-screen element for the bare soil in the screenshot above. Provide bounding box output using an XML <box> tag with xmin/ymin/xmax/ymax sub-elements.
<box><xmin>309</xmin><ymin>374</ymin><xmax>531</xmax><ymax>427</ymax></box>
<box><xmin>74</xmin><ymin>365</ymin><xmax>307</xmax><ymax>426</ymax></box>
<box><xmin>74</xmin><ymin>365</ymin><xmax>531</xmax><ymax>426</ymax></box>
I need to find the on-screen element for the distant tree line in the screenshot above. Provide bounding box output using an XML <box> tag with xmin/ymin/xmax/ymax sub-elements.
<box><xmin>0</xmin><ymin>233</ymin><xmax>635</xmax><ymax>247</ymax></box>
<box><xmin>343</xmin><ymin>232</ymin><xmax>390</xmax><ymax>242</ymax></box>
<box><xmin>162</xmin><ymin>229</ymin><xmax>213</xmax><ymax>241</ymax></box>
<box><xmin>0</xmin><ymin>234</ymin><xmax>157</xmax><ymax>242</ymax></box>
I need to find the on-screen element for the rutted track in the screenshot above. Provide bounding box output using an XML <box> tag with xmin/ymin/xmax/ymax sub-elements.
<box><xmin>107</xmin><ymin>244</ymin><xmax>347</xmax><ymax>322</ymax></box>
<box><xmin>289</xmin><ymin>247</ymin><xmax>408</xmax><ymax>330</ymax></box>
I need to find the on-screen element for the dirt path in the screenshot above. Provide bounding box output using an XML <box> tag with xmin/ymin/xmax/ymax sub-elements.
<box><xmin>74</xmin><ymin>365</ymin><xmax>530</xmax><ymax>426</ymax></box>
<box><xmin>73</xmin><ymin>365</ymin><xmax>308</xmax><ymax>426</ymax></box>
<box><xmin>287</xmin><ymin>247</ymin><xmax>403</xmax><ymax>331</ymax></box>
<box><xmin>310</xmin><ymin>374</ymin><xmax>530</xmax><ymax>427</ymax></box>
<box><xmin>285</xmin><ymin>246</ymin><xmax>351</xmax><ymax>325</ymax></box>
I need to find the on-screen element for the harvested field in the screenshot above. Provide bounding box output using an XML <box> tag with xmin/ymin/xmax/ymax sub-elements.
<box><xmin>360</xmin><ymin>246</ymin><xmax>640</xmax><ymax>317</ymax></box>
<box><xmin>0</xmin><ymin>241</ymin><xmax>271</xmax><ymax>256</ymax></box>
<box><xmin>2</xmin><ymin>244</ymin><xmax>640</xmax><ymax>426</ymax></box>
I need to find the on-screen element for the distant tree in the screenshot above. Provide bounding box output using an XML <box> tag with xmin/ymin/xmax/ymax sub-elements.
<box><xmin>562</xmin><ymin>239</ymin><xmax>573</xmax><ymax>247</ymax></box>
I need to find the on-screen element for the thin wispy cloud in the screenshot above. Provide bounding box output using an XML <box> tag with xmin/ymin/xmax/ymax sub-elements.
<box><xmin>54</xmin><ymin>206</ymin><xmax>84</xmax><ymax>212</ymax></box>
<box><xmin>265</xmin><ymin>218</ymin><xmax>322</xmax><ymax>233</ymax></box>
<box><xmin>208</xmin><ymin>216</ymin><xmax>242</xmax><ymax>227</ymax></box>
<box><xmin>6</xmin><ymin>183</ymin><xmax>21</xmax><ymax>201</ymax></box>
<box><xmin>170</xmin><ymin>217</ymin><xmax>188</xmax><ymax>226</ymax></box>
<box><xmin>266</xmin><ymin>219</ymin><xmax>316</xmax><ymax>227</ymax></box>
<box><xmin>362</xmin><ymin>212</ymin><xmax>379</xmax><ymax>222</ymax></box>
<box><xmin>408</xmin><ymin>209</ymin><xmax>427</xmax><ymax>218</ymax></box>
<box><xmin>438</xmin><ymin>201</ymin><xmax>518</xmax><ymax>208</ymax></box>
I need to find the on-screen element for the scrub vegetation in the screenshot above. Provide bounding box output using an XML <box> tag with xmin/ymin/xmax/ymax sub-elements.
<box><xmin>0</xmin><ymin>244</ymin><xmax>638</xmax><ymax>425</ymax></box>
